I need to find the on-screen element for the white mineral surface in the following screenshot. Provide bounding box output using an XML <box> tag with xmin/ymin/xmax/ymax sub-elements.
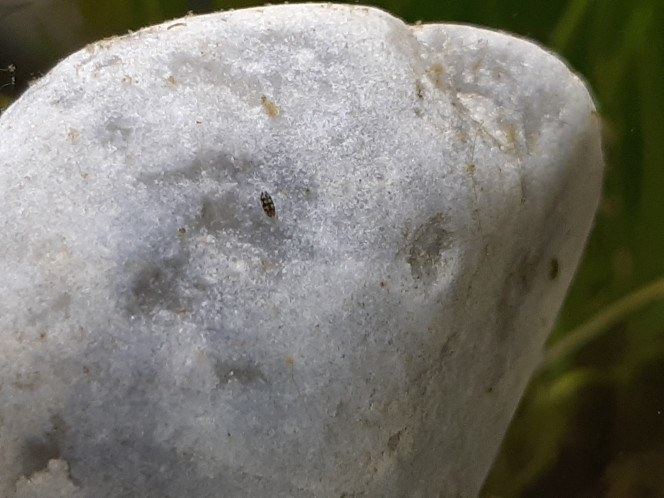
<box><xmin>0</xmin><ymin>4</ymin><xmax>603</xmax><ymax>497</ymax></box>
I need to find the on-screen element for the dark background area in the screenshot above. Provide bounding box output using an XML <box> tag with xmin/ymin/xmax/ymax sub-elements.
<box><xmin>2</xmin><ymin>1</ymin><xmax>664</xmax><ymax>496</ymax></box>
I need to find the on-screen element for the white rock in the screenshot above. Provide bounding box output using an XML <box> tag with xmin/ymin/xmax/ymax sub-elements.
<box><xmin>0</xmin><ymin>4</ymin><xmax>602</xmax><ymax>497</ymax></box>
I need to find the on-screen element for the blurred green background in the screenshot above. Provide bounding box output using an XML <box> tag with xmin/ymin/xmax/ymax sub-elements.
<box><xmin>2</xmin><ymin>0</ymin><xmax>663</xmax><ymax>496</ymax></box>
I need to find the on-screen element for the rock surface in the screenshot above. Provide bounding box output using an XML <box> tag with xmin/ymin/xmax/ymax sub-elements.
<box><xmin>0</xmin><ymin>4</ymin><xmax>602</xmax><ymax>497</ymax></box>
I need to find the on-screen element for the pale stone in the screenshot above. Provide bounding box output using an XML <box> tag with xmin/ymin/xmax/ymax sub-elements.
<box><xmin>0</xmin><ymin>4</ymin><xmax>603</xmax><ymax>497</ymax></box>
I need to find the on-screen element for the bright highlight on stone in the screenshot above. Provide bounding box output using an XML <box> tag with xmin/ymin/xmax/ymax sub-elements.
<box><xmin>0</xmin><ymin>4</ymin><xmax>603</xmax><ymax>497</ymax></box>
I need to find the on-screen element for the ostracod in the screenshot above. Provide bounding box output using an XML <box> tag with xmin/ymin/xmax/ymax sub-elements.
<box><xmin>260</xmin><ymin>191</ymin><xmax>276</xmax><ymax>218</ymax></box>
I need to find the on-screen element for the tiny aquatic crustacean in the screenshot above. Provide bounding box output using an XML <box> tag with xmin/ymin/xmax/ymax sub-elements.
<box><xmin>260</xmin><ymin>191</ymin><xmax>276</xmax><ymax>218</ymax></box>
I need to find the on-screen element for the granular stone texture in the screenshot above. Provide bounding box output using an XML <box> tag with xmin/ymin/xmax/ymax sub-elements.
<box><xmin>0</xmin><ymin>4</ymin><xmax>603</xmax><ymax>497</ymax></box>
